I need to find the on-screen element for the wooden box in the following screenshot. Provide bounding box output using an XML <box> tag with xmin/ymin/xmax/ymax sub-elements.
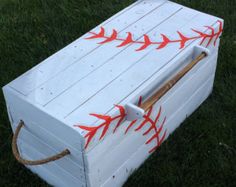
<box><xmin>2</xmin><ymin>0</ymin><xmax>223</xmax><ymax>186</ymax></box>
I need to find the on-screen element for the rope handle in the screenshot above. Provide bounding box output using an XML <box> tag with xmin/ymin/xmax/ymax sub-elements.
<box><xmin>12</xmin><ymin>120</ymin><xmax>70</xmax><ymax>166</ymax></box>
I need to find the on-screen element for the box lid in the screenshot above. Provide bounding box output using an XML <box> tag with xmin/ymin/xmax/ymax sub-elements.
<box><xmin>5</xmin><ymin>0</ymin><xmax>223</xmax><ymax>147</ymax></box>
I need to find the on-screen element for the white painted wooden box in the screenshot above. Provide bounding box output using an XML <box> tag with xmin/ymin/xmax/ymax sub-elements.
<box><xmin>2</xmin><ymin>0</ymin><xmax>223</xmax><ymax>186</ymax></box>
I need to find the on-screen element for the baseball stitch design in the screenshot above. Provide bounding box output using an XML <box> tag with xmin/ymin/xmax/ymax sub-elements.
<box><xmin>74</xmin><ymin>97</ymin><xmax>167</xmax><ymax>153</ymax></box>
<box><xmin>85</xmin><ymin>20</ymin><xmax>223</xmax><ymax>51</ymax></box>
<box><xmin>74</xmin><ymin>105</ymin><xmax>126</xmax><ymax>149</ymax></box>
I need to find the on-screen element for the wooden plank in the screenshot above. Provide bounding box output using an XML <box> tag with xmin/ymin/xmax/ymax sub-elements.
<box><xmin>8</xmin><ymin>0</ymin><xmax>166</xmax><ymax>96</ymax></box>
<box><xmin>44</xmin><ymin>2</ymin><xmax>184</xmax><ymax>118</ymax></box>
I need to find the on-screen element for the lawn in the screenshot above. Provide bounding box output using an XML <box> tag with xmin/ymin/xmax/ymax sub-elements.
<box><xmin>0</xmin><ymin>0</ymin><xmax>235</xmax><ymax>186</ymax></box>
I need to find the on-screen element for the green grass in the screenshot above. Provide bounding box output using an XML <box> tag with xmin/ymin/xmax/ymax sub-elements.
<box><xmin>0</xmin><ymin>0</ymin><xmax>235</xmax><ymax>186</ymax></box>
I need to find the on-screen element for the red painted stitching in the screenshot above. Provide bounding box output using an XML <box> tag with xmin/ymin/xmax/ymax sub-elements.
<box><xmin>125</xmin><ymin>98</ymin><xmax>167</xmax><ymax>153</ymax></box>
<box><xmin>74</xmin><ymin>96</ymin><xmax>167</xmax><ymax>153</ymax></box>
<box><xmin>85</xmin><ymin>20</ymin><xmax>223</xmax><ymax>51</ymax></box>
<box><xmin>74</xmin><ymin>105</ymin><xmax>126</xmax><ymax>149</ymax></box>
